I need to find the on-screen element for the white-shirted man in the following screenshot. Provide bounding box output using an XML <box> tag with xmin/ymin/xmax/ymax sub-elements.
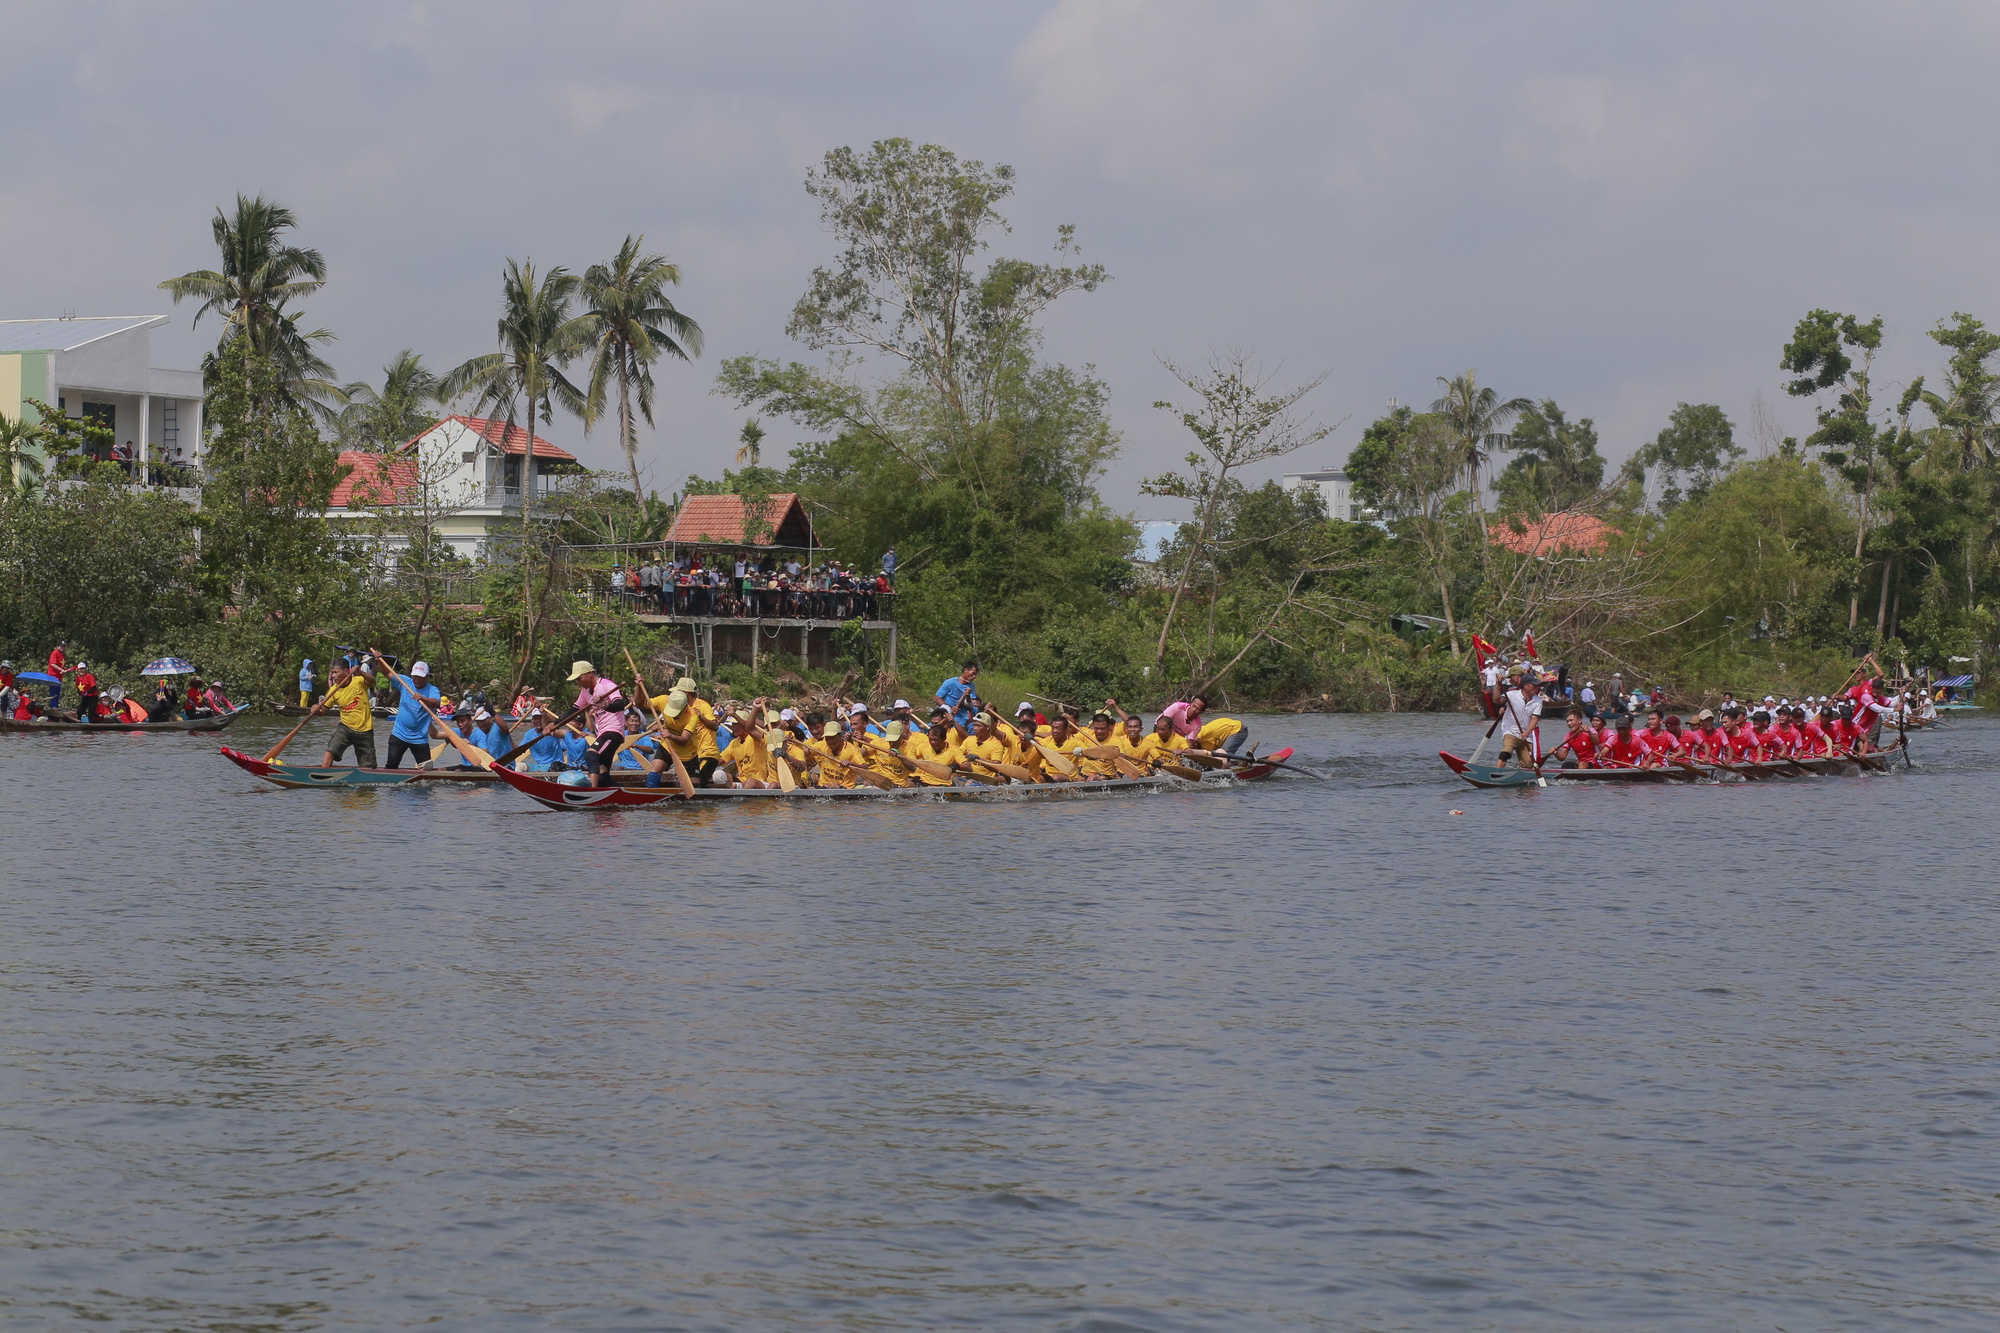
<box><xmin>1496</xmin><ymin>677</ymin><xmax>1543</xmax><ymax>766</ymax></box>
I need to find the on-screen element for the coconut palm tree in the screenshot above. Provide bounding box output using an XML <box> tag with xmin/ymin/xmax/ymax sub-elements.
<box><xmin>159</xmin><ymin>193</ymin><xmax>344</xmax><ymax>417</ymax></box>
<box><xmin>1430</xmin><ymin>370</ymin><xmax>1532</xmax><ymax>539</ymax></box>
<box><xmin>441</xmin><ymin>260</ymin><xmax>591</xmax><ymax>668</ymax></box>
<box><xmin>0</xmin><ymin>410</ymin><xmax>44</xmax><ymax>492</ymax></box>
<box><xmin>579</xmin><ymin>236</ymin><xmax>703</xmax><ymax>504</ymax></box>
<box><xmin>337</xmin><ymin>350</ymin><xmax>444</xmax><ymax>452</ymax></box>
<box><xmin>735</xmin><ymin>417</ymin><xmax>766</xmax><ymax>467</ymax></box>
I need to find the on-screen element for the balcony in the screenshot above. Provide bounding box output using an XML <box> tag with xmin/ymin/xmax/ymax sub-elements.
<box><xmin>470</xmin><ymin>476</ymin><xmax>578</xmax><ymax>511</ymax></box>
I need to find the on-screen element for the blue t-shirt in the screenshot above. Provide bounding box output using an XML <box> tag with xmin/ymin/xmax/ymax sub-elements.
<box><xmin>562</xmin><ymin>734</ymin><xmax>589</xmax><ymax>768</ymax></box>
<box><xmin>522</xmin><ymin>729</ymin><xmax>563</xmax><ymax>771</ymax></box>
<box><xmin>936</xmin><ymin>676</ymin><xmax>978</xmax><ymax>727</ymax></box>
<box><xmin>471</xmin><ymin>723</ymin><xmax>506</xmax><ymax>753</ymax></box>
<box><xmin>387</xmin><ymin>673</ymin><xmax>443</xmax><ymax>743</ymax></box>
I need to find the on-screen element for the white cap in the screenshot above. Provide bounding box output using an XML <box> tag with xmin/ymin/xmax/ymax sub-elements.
<box><xmin>780</xmin><ymin>707</ymin><xmax>795</xmax><ymax>721</ymax></box>
<box><xmin>892</xmin><ymin>698</ymin><xmax>911</xmax><ymax>710</ymax></box>
<box><xmin>412</xmin><ymin>661</ymin><xmax>431</xmax><ymax>678</ymax></box>
<box><xmin>1016</xmin><ymin>701</ymin><xmax>1034</xmax><ymax>713</ymax></box>
<box><xmin>849</xmin><ymin>702</ymin><xmax>869</xmax><ymax>714</ymax></box>
<box><xmin>474</xmin><ymin>708</ymin><xmax>492</xmax><ymax>721</ymax></box>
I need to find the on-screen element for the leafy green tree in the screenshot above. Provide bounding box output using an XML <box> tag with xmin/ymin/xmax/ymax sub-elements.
<box><xmin>1629</xmin><ymin>402</ymin><xmax>1740</xmax><ymax>509</ymax></box>
<box><xmin>1141</xmin><ymin>353</ymin><xmax>1330</xmax><ymax>672</ymax></box>
<box><xmin>443</xmin><ymin>259</ymin><xmax>592</xmax><ymax>684</ymax></box>
<box><xmin>335</xmin><ymin>350</ymin><xmax>444</xmax><ymax>452</ymax></box>
<box><xmin>192</xmin><ymin>344</ymin><xmax>353</xmax><ymax>688</ymax></box>
<box><xmin>0</xmin><ymin>477</ymin><xmax>200</xmax><ymax>667</ymax></box>
<box><xmin>735</xmin><ymin>417</ymin><xmax>766</xmax><ymax>466</ymax></box>
<box><xmin>1378</xmin><ymin>413</ymin><xmax>1474</xmax><ymax>656</ymax></box>
<box><xmin>580</xmin><ymin>235</ymin><xmax>703</xmax><ymax>504</ymax></box>
<box><xmin>159</xmin><ymin>193</ymin><xmax>344</xmax><ymax>418</ymax></box>
<box><xmin>1430</xmin><ymin>371</ymin><xmax>1532</xmax><ymax>541</ymax></box>
<box><xmin>1496</xmin><ymin>399</ymin><xmax>1608</xmax><ymax>513</ymax></box>
<box><xmin>1782</xmin><ymin>308</ymin><xmax>1885</xmax><ymax>630</ymax></box>
<box><xmin>1345</xmin><ymin>405</ymin><xmax>1413</xmax><ymax>516</ymax></box>
<box><xmin>1920</xmin><ymin>313</ymin><xmax>2000</xmax><ymax>470</ymax></box>
<box><xmin>720</xmin><ymin>139</ymin><xmax>1127</xmax><ymax>667</ymax></box>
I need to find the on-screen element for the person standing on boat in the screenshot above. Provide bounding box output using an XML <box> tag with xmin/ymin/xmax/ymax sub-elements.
<box><xmin>1494</xmin><ymin>676</ymin><xmax>1543</xmax><ymax>767</ymax></box>
<box><xmin>72</xmin><ymin>661</ymin><xmax>101</xmax><ymax>723</ymax></box>
<box><xmin>316</xmin><ymin>660</ymin><xmax>379</xmax><ymax>768</ymax></box>
<box><xmin>45</xmin><ymin>641</ymin><xmax>68</xmax><ymax>710</ymax></box>
<box><xmin>565</xmin><ymin>661</ymin><xmax>627</xmax><ymax>788</ymax></box>
<box><xmin>373</xmin><ymin>655</ymin><xmax>443</xmax><ymax>770</ymax></box>
<box><xmin>935</xmin><ymin>662</ymin><xmax>981</xmax><ymax>732</ymax></box>
<box><xmin>298</xmin><ymin>658</ymin><xmax>316</xmax><ymax>708</ymax></box>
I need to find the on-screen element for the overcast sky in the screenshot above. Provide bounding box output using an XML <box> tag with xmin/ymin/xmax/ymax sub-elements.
<box><xmin>7</xmin><ymin>1</ymin><xmax>1997</xmax><ymax>515</ymax></box>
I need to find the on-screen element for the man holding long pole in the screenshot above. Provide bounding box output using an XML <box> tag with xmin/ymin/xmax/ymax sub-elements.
<box><xmin>1494</xmin><ymin>675</ymin><xmax>1543</xmax><ymax>768</ymax></box>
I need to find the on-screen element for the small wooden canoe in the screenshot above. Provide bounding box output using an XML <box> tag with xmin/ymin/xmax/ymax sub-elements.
<box><xmin>219</xmin><ymin>745</ymin><xmax>504</xmax><ymax>789</ymax></box>
<box><xmin>1</xmin><ymin>705</ymin><xmax>250</xmax><ymax>735</ymax></box>
<box><xmin>489</xmin><ymin>762</ymin><xmax>1192</xmax><ymax>810</ymax></box>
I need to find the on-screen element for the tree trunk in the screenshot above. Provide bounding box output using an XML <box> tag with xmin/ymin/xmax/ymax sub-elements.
<box><xmin>515</xmin><ymin>390</ymin><xmax>539</xmax><ymax>693</ymax></box>
<box><xmin>1153</xmin><ymin>493</ymin><xmax>1220</xmax><ymax>669</ymax></box>
<box><xmin>1436</xmin><ymin>571</ymin><xmax>1462</xmax><ymax>659</ymax></box>
<box><xmin>620</xmin><ymin>354</ymin><xmax>643</xmax><ymax>506</ymax></box>
<box><xmin>1874</xmin><ymin>554</ymin><xmax>1892</xmax><ymax>639</ymax></box>
<box><xmin>1889</xmin><ymin>560</ymin><xmax>1903</xmax><ymax>641</ymax></box>
<box><xmin>1848</xmin><ymin>468</ymin><xmax>1872</xmax><ymax>630</ymax></box>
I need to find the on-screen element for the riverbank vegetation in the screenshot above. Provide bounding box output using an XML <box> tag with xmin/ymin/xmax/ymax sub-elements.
<box><xmin>1</xmin><ymin>152</ymin><xmax>1994</xmax><ymax>713</ymax></box>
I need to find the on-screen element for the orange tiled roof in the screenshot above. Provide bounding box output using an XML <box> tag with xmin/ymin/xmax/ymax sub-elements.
<box><xmin>666</xmin><ymin>492</ymin><xmax>815</xmax><ymax>547</ymax></box>
<box><xmin>1489</xmin><ymin>511</ymin><xmax>1619</xmax><ymax>556</ymax></box>
<box><xmin>329</xmin><ymin>451</ymin><xmax>420</xmax><ymax>508</ymax></box>
<box><xmin>408</xmin><ymin>415</ymin><xmax>577</xmax><ymax>462</ymax></box>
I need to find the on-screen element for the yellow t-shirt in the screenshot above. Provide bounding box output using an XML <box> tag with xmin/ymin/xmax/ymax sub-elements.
<box><xmin>961</xmin><ymin>733</ymin><xmax>1016</xmax><ymax>767</ymax></box>
<box><xmin>1195</xmin><ymin>717</ymin><xmax>1243</xmax><ymax>750</ymax></box>
<box><xmin>807</xmin><ymin>738</ymin><xmax>859</xmax><ymax>788</ymax></box>
<box><xmin>902</xmin><ymin>732</ymin><xmax>961</xmax><ymax>786</ymax></box>
<box><xmin>856</xmin><ymin>736</ymin><xmax>913</xmax><ymax>786</ymax></box>
<box><xmin>1068</xmin><ymin>730</ymin><xmax>1122</xmax><ymax>778</ymax></box>
<box><xmin>1132</xmin><ymin>732</ymin><xmax>1189</xmax><ymax>766</ymax></box>
<box><xmin>720</xmin><ymin>733</ymin><xmax>771</xmax><ymax>783</ymax></box>
<box><xmin>324</xmin><ymin>676</ymin><xmax>374</xmax><ymax>731</ymax></box>
<box><xmin>648</xmin><ymin>694</ymin><xmax>722</xmax><ymax>760</ymax></box>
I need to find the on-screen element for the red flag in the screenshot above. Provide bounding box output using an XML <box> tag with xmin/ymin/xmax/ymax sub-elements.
<box><xmin>1522</xmin><ymin>629</ymin><xmax>1538</xmax><ymax>660</ymax></box>
<box><xmin>1471</xmin><ymin>634</ymin><xmax>1498</xmax><ymax>664</ymax></box>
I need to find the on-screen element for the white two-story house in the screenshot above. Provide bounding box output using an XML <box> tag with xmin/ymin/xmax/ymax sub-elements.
<box><xmin>323</xmin><ymin>414</ymin><xmax>579</xmax><ymax>562</ymax></box>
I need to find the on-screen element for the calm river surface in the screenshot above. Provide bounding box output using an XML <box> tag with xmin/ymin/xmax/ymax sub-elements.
<box><xmin>4</xmin><ymin>711</ymin><xmax>1999</xmax><ymax>1331</ymax></box>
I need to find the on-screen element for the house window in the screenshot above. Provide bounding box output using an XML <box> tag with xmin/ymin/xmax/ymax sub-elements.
<box><xmin>82</xmin><ymin>402</ymin><xmax>116</xmax><ymax>431</ymax></box>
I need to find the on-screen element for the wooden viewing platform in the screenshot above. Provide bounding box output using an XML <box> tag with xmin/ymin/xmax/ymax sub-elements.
<box><xmin>633</xmin><ymin>614</ymin><xmax>897</xmax><ymax>676</ymax></box>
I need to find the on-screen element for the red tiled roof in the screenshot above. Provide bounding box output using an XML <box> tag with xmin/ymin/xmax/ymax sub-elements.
<box><xmin>1490</xmin><ymin>511</ymin><xmax>1619</xmax><ymax>557</ymax></box>
<box><xmin>409</xmin><ymin>414</ymin><xmax>577</xmax><ymax>462</ymax></box>
<box><xmin>329</xmin><ymin>451</ymin><xmax>421</xmax><ymax>508</ymax></box>
<box><xmin>666</xmin><ymin>493</ymin><xmax>816</xmax><ymax>547</ymax></box>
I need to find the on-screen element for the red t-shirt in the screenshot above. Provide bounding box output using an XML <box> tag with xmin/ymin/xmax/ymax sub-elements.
<box><xmin>77</xmin><ymin>671</ymin><xmax>97</xmax><ymax>695</ymax></box>
<box><xmin>47</xmin><ymin>648</ymin><xmax>65</xmax><ymax>676</ymax></box>
<box><xmin>1654</xmin><ymin>727</ymin><xmax>1687</xmax><ymax>756</ymax></box>
<box><xmin>13</xmin><ymin>698</ymin><xmax>32</xmax><ymax>720</ymax></box>
<box><xmin>1605</xmin><ymin>732</ymin><xmax>1650</xmax><ymax>766</ymax></box>
<box><xmin>1563</xmin><ymin>728</ymin><xmax>1600</xmax><ymax>763</ymax></box>
<box><xmin>1798</xmin><ymin>721</ymin><xmax>1831</xmax><ymax>756</ymax></box>
<box><xmin>1756</xmin><ymin>726</ymin><xmax>1788</xmax><ymax>756</ymax></box>
<box><xmin>1700</xmin><ymin>726</ymin><xmax>1730</xmax><ymax>759</ymax></box>
<box><xmin>1827</xmin><ymin>718</ymin><xmax>1854</xmax><ymax>750</ymax></box>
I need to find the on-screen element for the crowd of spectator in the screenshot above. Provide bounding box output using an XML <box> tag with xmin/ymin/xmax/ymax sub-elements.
<box><xmin>602</xmin><ymin>553</ymin><xmax>894</xmax><ymax>620</ymax></box>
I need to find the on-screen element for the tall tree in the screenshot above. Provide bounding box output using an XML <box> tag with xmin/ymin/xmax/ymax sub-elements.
<box><xmin>1782</xmin><ymin>308</ymin><xmax>1884</xmax><ymax>630</ymax></box>
<box><xmin>1378</xmin><ymin>414</ymin><xmax>1472</xmax><ymax>657</ymax></box>
<box><xmin>1430</xmin><ymin>371</ymin><xmax>1531</xmax><ymax>542</ymax></box>
<box><xmin>580</xmin><ymin>236</ymin><xmax>703</xmax><ymax>504</ymax></box>
<box><xmin>1496</xmin><ymin>399</ymin><xmax>1609</xmax><ymax>514</ymax></box>
<box><xmin>336</xmin><ymin>349</ymin><xmax>444</xmax><ymax>452</ymax></box>
<box><xmin>1629</xmin><ymin>402</ymin><xmax>1741</xmax><ymax>509</ymax></box>
<box><xmin>735</xmin><ymin>416</ymin><xmax>766</xmax><ymax>466</ymax></box>
<box><xmin>1141</xmin><ymin>353</ymin><xmax>1331</xmax><ymax>672</ymax></box>
<box><xmin>159</xmin><ymin>193</ymin><xmax>344</xmax><ymax>418</ymax></box>
<box><xmin>1921</xmin><ymin>312</ymin><xmax>2000</xmax><ymax>471</ymax></box>
<box><xmin>442</xmin><ymin>260</ymin><xmax>590</xmax><ymax>683</ymax></box>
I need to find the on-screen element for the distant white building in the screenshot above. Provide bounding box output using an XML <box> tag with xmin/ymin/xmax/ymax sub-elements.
<box><xmin>1282</xmin><ymin>467</ymin><xmax>1354</xmax><ymax>521</ymax></box>
<box><xmin>0</xmin><ymin>315</ymin><xmax>204</xmax><ymax>482</ymax></box>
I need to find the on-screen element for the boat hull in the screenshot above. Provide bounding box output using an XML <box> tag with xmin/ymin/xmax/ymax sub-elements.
<box><xmin>220</xmin><ymin>745</ymin><xmax>503</xmax><ymax>789</ymax></box>
<box><xmin>2</xmin><ymin>706</ymin><xmax>250</xmax><ymax>735</ymax></box>
<box><xmin>489</xmin><ymin>762</ymin><xmax>1193</xmax><ymax>810</ymax></box>
<box><xmin>1440</xmin><ymin>749</ymin><xmax>1892</xmax><ymax>788</ymax></box>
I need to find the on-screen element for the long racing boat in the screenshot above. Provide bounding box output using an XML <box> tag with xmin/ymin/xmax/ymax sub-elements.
<box><xmin>1440</xmin><ymin>749</ymin><xmax>1895</xmax><ymax>789</ymax></box>
<box><xmin>220</xmin><ymin>745</ymin><xmax>504</xmax><ymax>789</ymax></box>
<box><xmin>4</xmin><ymin>706</ymin><xmax>250</xmax><ymax>735</ymax></box>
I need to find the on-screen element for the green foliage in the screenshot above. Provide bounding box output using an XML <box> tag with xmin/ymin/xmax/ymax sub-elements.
<box><xmin>1629</xmin><ymin>402</ymin><xmax>1741</xmax><ymax>508</ymax></box>
<box><xmin>1344</xmin><ymin>406</ymin><xmax>1410</xmax><ymax>513</ymax></box>
<box><xmin>334</xmin><ymin>349</ymin><xmax>443</xmax><ymax>452</ymax></box>
<box><xmin>1496</xmin><ymin>399</ymin><xmax>1608</xmax><ymax>514</ymax></box>
<box><xmin>0</xmin><ymin>477</ymin><xmax>201</xmax><ymax>669</ymax></box>
<box><xmin>581</xmin><ymin>235</ymin><xmax>702</xmax><ymax>500</ymax></box>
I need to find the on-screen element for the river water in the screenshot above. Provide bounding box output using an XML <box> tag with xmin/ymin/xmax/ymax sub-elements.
<box><xmin>3</xmin><ymin>711</ymin><xmax>1997</xmax><ymax>1331</ymax></box>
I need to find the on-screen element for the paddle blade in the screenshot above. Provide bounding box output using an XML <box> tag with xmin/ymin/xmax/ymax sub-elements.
<box><xmin>773</xmin><ymin>753</ymin><xmax>798</xmax><ymax>792</ymax></box>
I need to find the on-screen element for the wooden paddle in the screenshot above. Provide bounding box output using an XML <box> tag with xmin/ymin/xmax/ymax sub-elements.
<box><xmin>262</xmin><ymin>707</ymin><xmax>319</xmax><ymax>762</ymax></box>
<box><xmin>771</xmin><ymin>742</ymin><xmax>798</xmax><ymax>792</ymax></box>
<box><xmin>488</xmin><ymin>705</ymin><xmax>582</xmax><ymax>768</ymax></box>
<box><xmin>781</xmin><ymin>737</ymin><xmax>896</xmax><ymax>790</ymax></box>
<box><xmin>965</xmin><ymin>753</ymin><xmax>1038</xmax><ymax>783</ymax></box>
<box><xmin>855</xmin><ymin>733</ymin><xmax>955</xmax><ymax>782</ymax></box>
<box><xmin>624</xmin><ymin>648</ymin><xmax>696</xmax><ymax>798</ymax></box>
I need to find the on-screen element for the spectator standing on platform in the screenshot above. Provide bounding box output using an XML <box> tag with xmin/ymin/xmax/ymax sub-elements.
<box><xmin>880</xmin><ymin>547</ymin><xmax>896</xmax><ymax>589</ymax></box>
